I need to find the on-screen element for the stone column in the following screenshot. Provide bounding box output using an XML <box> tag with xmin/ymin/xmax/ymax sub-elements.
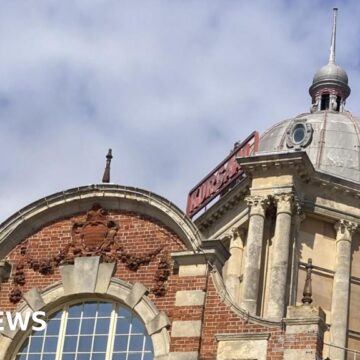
<box><xmin>241</xmin><ymin>195</ymin><xmax>269</xmax><ymax>315</ymax></box>
<box><xmin>266</xmin><ymin>193</ymin><xmax>293</xmax><ymax>320</ymax></box>
<box><xmin>330</xmin><ymin>220</ymin><xmax>357</xmax><ymax>360</ymax></box>
<box><xmin>224</xmin><ymin>227</ymin><xmax>246</xmax><ymax>303</ymax></box>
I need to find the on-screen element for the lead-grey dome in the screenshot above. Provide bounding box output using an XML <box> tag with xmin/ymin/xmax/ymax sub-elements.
<box><xmin>310</xmin><ymin>62</ymin><xmax>350</xmax><ymax>99</ymax></box>
<box><xmin>313</xmin><ymin>63</ymin><xmax>348</xmax><ymax>85</ymax></box>
<box><xmin>258</xmin><ymin>111</ymin><xmax>360</xmax><ymax>183</ymax></box>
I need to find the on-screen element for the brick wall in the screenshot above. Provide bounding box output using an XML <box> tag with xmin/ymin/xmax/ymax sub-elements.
<box><xmin>0</xmin><ymin>209</ymin><xmax>323</xmax><ymax>359</ymax></box>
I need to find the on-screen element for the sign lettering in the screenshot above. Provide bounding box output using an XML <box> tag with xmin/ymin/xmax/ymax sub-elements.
<box><xmin>186</xmin><ymin>131</ymin><xmax>259</xmax><ymax>217</ymax></box>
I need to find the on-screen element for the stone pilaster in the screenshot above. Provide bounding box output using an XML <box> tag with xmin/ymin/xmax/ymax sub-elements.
<box><xmin>241</xmin><ymin>195</ymin><xmax>269</xmax><ymax>315</ymax></box>
<box><xmin>224</xmin><ymin>227</ymin><xmax>246</xmax><ymax>303</ymax></box>
<box><xmin>266</xmin><ymin>193</ymin><xmax>294</xmax><ymax>320</ymax></box>
<box><xmin>330</xmin><ymin>220</ymin><xmax>357</xmax><ymax>360</ymax></box>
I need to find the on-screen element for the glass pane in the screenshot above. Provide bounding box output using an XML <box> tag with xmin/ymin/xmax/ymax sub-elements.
<box><xmin>116</xmin><ymin>318</ymin><xmax>130</xmax><ymax>334</ymax></box>
<box><xmin>113</xmin><ymin>336</ymin><xmax>128</xmax><ymax>351</ymax></box>
<box><xmin>83</xmin><ymin>303</ymin><xmax>97</xmax><ymax>317</ymax></box>
<box><xmin>93</xmin><ymin>336</ymin><xmax>107</xmax><ymax>352</ymax></box>
<box><xmin>117</xmin><ymin>307</ymin><xmax>131</xmax><ymax>318</ymax></box>
<box><xmin>51</xmin><ymin>310</ymin><xmax>63</xmax><ymax>319</ymax></box>
<box><xmin>112</xmin><ymin>354</ymin><xmax>127</xmax><ymax>360</ymax></box>
<box><xmin>128</xmin><ymin>354</ymin><xmax>142</xmax><ymax>360</ymax></box>
<box><xmin>78</xmin><ymin>336</ymin><xmax>92</xmax><ymax>352</ymax></box>
<box><xmin>144</xmin><ymin>336</ymin><xmax>153</xmax><ymax>351</ymax></box>
<box><xmin>63</xmin><ymin>336</ymin><xmax>77</xmax><ymax>352</ymax></box>
<box><xmin>28</xmin><ymin>355</ymin><xmax>40</xmax><ymax>360</ymax></box>
<box><xmin>129</xmin><ymin>335</ymin><xmax>144</xmax><ymax>351</ymax></box>
<box><xmin>95</xmin><ymin>318</ymin><xmax>110</xmax><ymax>334</ymax></box>
<box><xmin>98</xmin><ymin>303</ymin><xmax>112</xmax><ymax>317</ymax></box>
<box><xmin>46</xmin><ymin>319</ymin><xmax>61</xmax><ymax>335</ymax></box>
<box><xmin>42</xmin><ymin>355</ymin><xmax>56</xmax><ymax>360</ymax></box>
<box><xmin>66</xmin><ymin>319</ymin><xmax>80</xmax><ymax>335</ymax></box>
<box><xmin>68</xmin><ymin>304</ymin><xmax>83</xmax><ymax>318</ymax></box>
<box><xmin>62</xmin><ymin>355</ymin><xmax>75</xmax><ymax>360</ymax></box>
<box><xmin>131</xmin><ymin>318</ymin><xmax>145</xmax><ymax>334</ymax></box>
<box><xmin>43</xmin><ymin>337</ymin><xmax>58</xmax><ymax>352</ymax></box>
<box><xmin>143</xmin><ymin>353</ymin><xmax>153</xmax><ymax>360</ymax></box>
<box><xmin>81</xmin><ymin>318</ymin><xmax>95</xmax><ymax>334</ymax></box>
<box><xmin>92</xmin><ymin>354</ymin><xmax>106</xmax><ymax>360</ymax></box>
<box><xmin>29</xmin><ymin>337</ymin><xmax>43</xmax><ymax>352</ymax></box>
<box><xmin>77</xmin><ymin>355</ymin><xmax>90</xmax><ymax>360</ymax></box>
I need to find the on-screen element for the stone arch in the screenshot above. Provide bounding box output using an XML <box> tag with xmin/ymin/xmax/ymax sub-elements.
<box><xmin>0</xmin><ymin>184</ymin><xmax>202</xmax><ymax>259</ymax></box>
<box><xmin>0</xmin><ymin>256</ymin><xmax>170</xmax><ymax>360</ymax></box>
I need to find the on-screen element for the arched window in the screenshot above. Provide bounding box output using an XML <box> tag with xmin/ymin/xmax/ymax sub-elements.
<box><xmin>15</xmin><ymin>301</ymin><xmax>154</xmax><ymax>360</ymax></box>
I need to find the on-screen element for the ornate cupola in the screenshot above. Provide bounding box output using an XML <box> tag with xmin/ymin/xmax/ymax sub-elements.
<box><xmin>309</xmin><ymin>8</ymin><xmax>351</xmax><ymax>113</ymax></box>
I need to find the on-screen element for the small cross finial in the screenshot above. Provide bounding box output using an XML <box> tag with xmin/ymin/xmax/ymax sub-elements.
<box><xmin>302</xmin><ymin>258</ymin><xmax>313</xmax><ymax>305</ymax></box>
<box><xmin>329</xmin><ymin>8</ymin><xmax>338</xmax><ymax>64</ymax></box>
<box><xmin>102</xmin><ymin>149</ymin><xmax>113</xmax><ymax>183</ymax></box>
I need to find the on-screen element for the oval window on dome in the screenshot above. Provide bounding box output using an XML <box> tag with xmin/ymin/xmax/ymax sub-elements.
<box><xmin>286</xmin><ymin>120</ymin><xmax>313</xmax><ymax>149</ymax></box>
<box><xmin>292</xmin><ymin>124</ymin><xmax>306</xmax><ymax>144</ymax></box>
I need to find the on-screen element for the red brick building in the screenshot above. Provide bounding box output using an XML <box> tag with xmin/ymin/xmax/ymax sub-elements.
<box><xmin>1</xmin><ymin>8</ymin><xmax>360</xmax><ymax>360</ymax></box>
<box><xmin>0</xmin><ymin>185</ymin><xmax>326</xmax><ymax>360</ymax></box>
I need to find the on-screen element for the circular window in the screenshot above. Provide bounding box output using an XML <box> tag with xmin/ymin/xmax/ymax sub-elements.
<box><xmin>16</xmin><ymin>301</ymin><xmax>154</xmax><ymax>360</ymax></box>
<box><xmin>286</xmin><ymin>121</ymin><xmax>313</xmax><ymax>149</ymax></box>
<box><xmin>292</xmin><ymin>124</ymin><xmax>306</xmax><ymax>144</ymax></box>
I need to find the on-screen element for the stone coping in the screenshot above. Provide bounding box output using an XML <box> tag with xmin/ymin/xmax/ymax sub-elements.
<box><xmin>0</xmin><ymin>184</ymin><xmax>203</xmax><ymax>258</ymax></box>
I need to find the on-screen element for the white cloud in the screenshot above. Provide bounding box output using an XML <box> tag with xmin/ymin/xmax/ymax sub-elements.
<box><xmin>1</xmin><ymin>0</ymin><xmax>360</xmax><ymax>220</ymax></box>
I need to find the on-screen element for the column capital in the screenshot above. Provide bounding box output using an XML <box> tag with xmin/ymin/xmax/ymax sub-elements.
<box><xmin>245</xmin><ymin>195</ymin><xmax>270</xmax><ymax>217</ymax></box>
<box><xmin>334</xmin><ymin>219</ymin><xmax>358</xmax><ymax>242</ymax></box>
<box><xmin>273</xmin><ymin>193</ymin><xmax>294</xmax><ymax>215</ymax></box>
<box><xmin>231</xmin><ymin>226</ymin><xmax>247</xmax><ymax>239</ymax></box>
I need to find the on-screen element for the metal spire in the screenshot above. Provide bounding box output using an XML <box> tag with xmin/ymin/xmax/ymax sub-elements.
<box><xmin>102</xmin><ymin>149</ymin><xmax>113</xmax><ymax>183</ymax></box>
<box><xmin>329</xmin><ymin>7</ymin><xmax>338</xmax><ymax>64</ymax></box>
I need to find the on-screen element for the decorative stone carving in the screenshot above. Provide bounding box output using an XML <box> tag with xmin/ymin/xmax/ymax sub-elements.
<box><xmin>286</xmin><ymin>120</ymin><xmax>313</xmax><ymax>149</ymax></box>
<box><xmin>231</xmin><ymin>226</ymin><xmax>246</xmax><ymax>245</ymax></box>
<box><xmin>273</xmin><ymin>193</ymin><xmax>294</xmax><ymax>215</ymax></box>
<box><xmin>9</xmin><ymin>204</ymin><xmax>171</xmax><ymax>303</ymax></box>
<box><xmin>0</xmin><ymin>261</ymin><xmax>11</xmax><ymax>284</ymax></box>
<box><xmin>245</xmin><ymin>195</ymin><xmax>270</xmax><ymax>217</ymax></box>
<box><xmin>334</xmin><ymin>219</ymin><xmax>357</xmax><ymax>242</ymax></box>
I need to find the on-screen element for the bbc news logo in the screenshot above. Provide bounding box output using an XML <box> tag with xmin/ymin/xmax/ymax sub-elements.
<box><xmin>0</xmin><ymin>311</ymin><xmax>47</xmax><ymax>332</ymax></box>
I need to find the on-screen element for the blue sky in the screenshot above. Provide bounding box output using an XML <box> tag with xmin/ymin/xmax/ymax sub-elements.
<box><xmin>1</xmin><ymin>0</ymin><xmax>360</xmax><ymax>220</ymax></box>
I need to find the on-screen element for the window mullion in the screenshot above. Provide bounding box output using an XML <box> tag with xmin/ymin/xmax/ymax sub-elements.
<box><xmin>55</xmin><ymin>306</ymin><xmax>68</xmax><ymax>360</ymax></box>
<box><xmin>105</xmin><ymin>303</ymin><xmax>117</xmax><ymax>360</ymax></box>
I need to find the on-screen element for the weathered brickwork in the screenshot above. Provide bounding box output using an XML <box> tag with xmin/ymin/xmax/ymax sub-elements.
<box><xmin>0</xmin><ymin>207</ymin><xmax>324</xmax><ymax>359</ymax></box>
<box><xmin>0</xmin><ymin>211</ymin><xmax>185</xmax><ymax>311</ymax></box>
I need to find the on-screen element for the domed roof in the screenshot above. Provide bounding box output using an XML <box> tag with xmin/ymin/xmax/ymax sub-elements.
<box><xmin>313</xmin><ymin>63</ymin><xmax>348</xmax><ymax>85</ymax></box>
<box><xmin>310</xmin><ymin>62</ymin><xmax>350</xmax><ymax>99</ymax></box>
<box><xmin>257</xmin><ymin>111</ymin><xmax>360</xmax><ymax>183</ymax></box>
<box><xmin>308</xmin><ymin>8</ymin><xmax>351</xmax><ymax>100</ymax></box>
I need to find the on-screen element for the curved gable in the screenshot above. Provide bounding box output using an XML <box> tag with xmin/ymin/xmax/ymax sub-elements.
<box><xmin>0</xmin><ymin>184</ymin><xmax>202</xmax><ymax>259</ymax></box>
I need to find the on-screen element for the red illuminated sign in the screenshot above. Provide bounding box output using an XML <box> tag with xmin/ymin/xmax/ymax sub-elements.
<box><xmin>186</xmin><ymin>131</ymin><xmax>259</xmax><ymax>218</ymax></box>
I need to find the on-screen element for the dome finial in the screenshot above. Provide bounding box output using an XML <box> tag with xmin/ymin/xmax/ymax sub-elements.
<box><xmin>309</xmin><ymin>8</ymin><xmax>350</xmax><ymax>112</ymax></box>
<box><xmin>329</xmin><ymin>8</ymin><xmax>338</xmax><ymax>64</ymax></box>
